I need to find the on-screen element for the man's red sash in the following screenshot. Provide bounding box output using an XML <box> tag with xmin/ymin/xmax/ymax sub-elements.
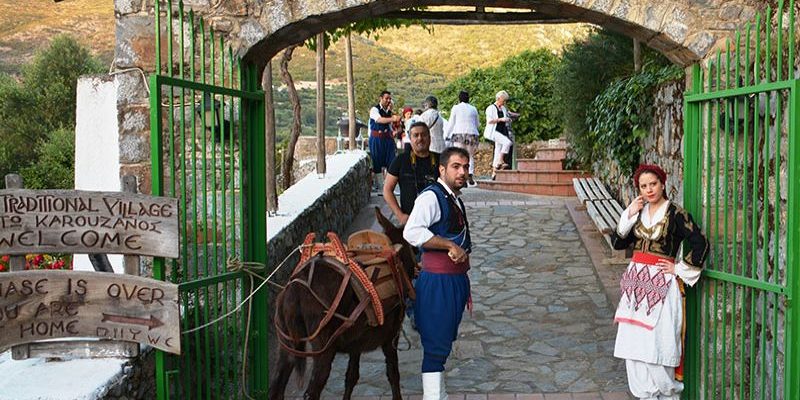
<box><xmin>421</xmin><ymin>251</ymin><xmax>470</xmax><ymax>274</ymax></box>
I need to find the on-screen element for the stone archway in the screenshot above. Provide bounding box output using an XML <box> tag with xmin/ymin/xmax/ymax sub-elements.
<box><xmin>115</xmin><ymin>0</ymin><xmax>758</xmax><ymax>75</ymax></box>
<box><xmin>238</xmin><ymin>0</ymin><xmax>756</xmax><ymax>69</ymax></box>
<box><xmin>110</xmin><ymin>0</ymin><xmax>760</xmax><ymax>195</ymax></box>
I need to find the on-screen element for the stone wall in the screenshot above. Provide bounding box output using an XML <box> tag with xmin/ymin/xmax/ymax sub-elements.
<box><xmin>265</xmin><ymin>151</ymin><xmax>371</xmax><ymax>372</ymax></box>
<box><xmin>101</xmin><ymin>348</ymin><xmax>156</xmax><ymax>400</ymax></box>
<box><xmin>266</xmin><ymin>152</ymin><xmax>371</xmax><ymax>276</ymax></box>
<box><xmin>593</xmin><ymin>79</ymin><xmax>686</xmax><ymax>207</ymax></box>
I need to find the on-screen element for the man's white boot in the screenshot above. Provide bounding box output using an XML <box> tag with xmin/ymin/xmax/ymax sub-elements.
<box><xmin>422</xmin><ymin>372</ymin><xmax>448</xmax><ymax>400</ymax></box>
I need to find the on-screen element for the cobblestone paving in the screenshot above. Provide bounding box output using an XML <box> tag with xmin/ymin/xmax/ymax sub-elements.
<box><xmin>286</xmin><ymin>189</ymin><xmax>630</xmax><ymax>399</ymax></box>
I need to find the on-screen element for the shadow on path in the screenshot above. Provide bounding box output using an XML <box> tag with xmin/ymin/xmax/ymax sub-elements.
<box><xmin>284</xmin><ymin>189</ymin><xmax>631</xmax><ymax>399</ymax></box>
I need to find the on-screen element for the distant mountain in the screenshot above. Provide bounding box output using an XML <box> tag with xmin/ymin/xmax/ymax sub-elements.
<box><xmin>0</xmin><ymin>0</ymin><xmax>114</xmax><ymax>75</ymax></box>
<box><xmin>1</xmin><ymin>1</ymin><xmax>587</xmax><ymax>84</ymax></box>
<box><xmin>287</xmin><ymin>23</ymin><xmax>588</xmax><ymax>82</ymax></box>
<box><xmin>276</xmin><ymin>23</ymin><xmax>588</xmax><ymax>118</ymax></box>
<box><xmin>0</xmin><ymin>1</ymin><xmax>587</xmax><ymax>139</ymax></box>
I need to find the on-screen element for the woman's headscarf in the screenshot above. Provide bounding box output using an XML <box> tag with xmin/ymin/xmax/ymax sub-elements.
<box><xmin>633</xmin><ymin>164</ymin><xmax>667</xmax><ymax>186</ymax></box>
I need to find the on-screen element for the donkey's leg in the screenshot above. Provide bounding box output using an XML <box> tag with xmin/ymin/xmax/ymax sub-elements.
<box><xmin>304</xmin><ymin>348</ymin><xmax>336</xmax><ymax>400</ymax></box>
<box><xmin>382</xmin><ymin>336</ymin><xmax>402</xmax><ymax>400</ymax></box>
<box><xmin>342</xmin><ymin>351</ymin><xmax>361</xmax><ymax>400</ymax></box>
<box><xmin>268</xmin><ymin>350</ymin><xmax>295</xmax><ymax>400</ymax></box>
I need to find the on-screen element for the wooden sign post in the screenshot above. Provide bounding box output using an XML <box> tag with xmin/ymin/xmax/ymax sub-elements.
<box><xmin>1</xmin><ymin>174</ymin><xmax>182</xmax><ymax>358</ymax></box>
<box><xmin>0</xmin><ymin>271</ymin><xmax>180</xmax><ymax>354</ymax></box>
<box><xmin>0</xmin><ymin>189</ymin><xmax>179</xmax><ymax>257</ymax></box>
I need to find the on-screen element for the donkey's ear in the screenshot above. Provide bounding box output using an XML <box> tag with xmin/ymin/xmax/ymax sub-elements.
<box><xmin>374</xmin><ymin>206</ymin><xmax>397</xmax><ymax>233</ymax></box>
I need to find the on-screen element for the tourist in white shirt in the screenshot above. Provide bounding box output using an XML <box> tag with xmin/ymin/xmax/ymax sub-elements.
<box><xmin>419</xmin><ymin>96</ymin><xmax>447</xmax><ymax>154</ymax></box>
<box><xmin>444</xmin><ymin>91</ymin><xmax>480</xmax><ymax>186</ymax></box>
<box><xmin>483</xmin><ymin>90</ymin><xmax>513</xmax><ymax>180</ymax></box>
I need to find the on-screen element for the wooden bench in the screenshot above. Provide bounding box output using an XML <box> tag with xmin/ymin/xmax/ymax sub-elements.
<box><xmin>573</xmin><ymin>177</ymin><xmax>626</xmax><ymax>258</ymax></box>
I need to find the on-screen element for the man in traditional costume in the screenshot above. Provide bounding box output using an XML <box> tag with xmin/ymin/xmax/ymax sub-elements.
<box><xmin>369</xmin><ymin>90</ymin><xmax>401</xmax><ymax>191</ymax></box>
<box><xmin>611</xmin><ymin>164</ymin><xmax>709</xmax><ymax>400</ymax></box>
<box><xmin>403</xmin><ymin>147</ymin><xmax>472</xmax><ymax>400</ymax></box>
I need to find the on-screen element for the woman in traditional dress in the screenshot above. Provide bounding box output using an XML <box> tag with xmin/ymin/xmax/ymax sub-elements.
<box><xmin>610</xmin><ymin>164</ymin><xmax>709</xmax><ymax>400</ymax></box>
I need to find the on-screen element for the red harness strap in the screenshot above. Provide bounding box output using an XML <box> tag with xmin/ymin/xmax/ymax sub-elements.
<box><xmin>296</xmin><ymin>232</ymin><xmax>385</xmax><ymax>325</ymax></box>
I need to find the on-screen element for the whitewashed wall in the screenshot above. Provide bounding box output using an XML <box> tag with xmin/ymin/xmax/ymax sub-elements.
<box><xmin>74</xmin><ymin>75</ymin><xmax>123</xmax><ymax>272</ymax></box>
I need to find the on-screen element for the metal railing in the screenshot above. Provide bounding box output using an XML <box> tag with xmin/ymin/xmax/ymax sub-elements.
<box><xmin>149</xmin><ymin>1</ymin><xmax>267</xmax><ymax>398</ymax></box>
<box><xmin>683</xmin><ymin>1</ymin><xmax>799</xmax><ymax>398</ymax></box>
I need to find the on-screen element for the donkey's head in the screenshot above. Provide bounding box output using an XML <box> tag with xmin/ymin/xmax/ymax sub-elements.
<box><xmin>374</xmin><ymin>207</ymin><xmax>418</xmax><ymax>283</ymax></box>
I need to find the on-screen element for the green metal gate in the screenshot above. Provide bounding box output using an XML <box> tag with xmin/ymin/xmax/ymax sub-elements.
<box><xmin>148</xmin><ymin>1</ymin><xmax>268</xmax><ymax>398</ymax></box>
<box><xmin>683</xmin><ymin>1</ymin><xmax>799</xmax><ymax>399</ymax></box>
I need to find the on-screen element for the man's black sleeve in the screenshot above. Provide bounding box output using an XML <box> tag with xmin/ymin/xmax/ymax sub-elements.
<box><xmin>387</xmin><ymin>153</ymin><xmax>403</xmax><ymax>177</ymax></box>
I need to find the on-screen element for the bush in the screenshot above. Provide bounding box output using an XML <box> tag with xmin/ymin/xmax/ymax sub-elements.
<box><xmin>586</xmin><ymin>64</ymin><xmax>685</xmax><ymax>174</ymax></box>
<box><xmin>552</xmin><ymin>29</ymin><xmax>671</xmax><ymax>168</ymax></box>
<box><xmin>0</xmin><ymin>34</ymin><xmax>103</xmax><ymax>186</ymax></box>
<box><xmin>436</xmin><ymin>49</ymin><xmax>561</xmax><ymax>143</ymax></box>
<box><xmin>20</xmin><ymin>128</ymin><xmax>76</xmax><ymax>189</ymax></box>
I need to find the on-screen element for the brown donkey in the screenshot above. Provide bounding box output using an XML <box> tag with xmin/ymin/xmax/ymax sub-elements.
<box><xmin>268</xmin><ymin>208</ymin><xmax>417</xmax><ymax>400</ymax></box>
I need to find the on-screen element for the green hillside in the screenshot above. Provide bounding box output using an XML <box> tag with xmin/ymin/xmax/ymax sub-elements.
<box><xmin>0</xmin><ymin>1</ymin><xmax>588</xmax><ymax>139</ymax></box>
<box><xmin>0</xmin><ymin>0</ymin><xmax>114</xmax><ymax>75</ymax></box>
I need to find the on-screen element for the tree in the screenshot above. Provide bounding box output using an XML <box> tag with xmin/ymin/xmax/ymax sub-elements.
<box><xmin>279</xmin><ymin>44</ymin><xmax>302</xmax><ymax>190</ymax></box>
<box><xmin>355</xmin><ymin>72</ymin><xmax>388</xmax><ymax>121</ymax></box>
<box><xmin>551</xmin><ymin>29</ymin><xmax>670</xmax><ymax>167</ymax></box>
<box><xmin>20</xmin><ymin>128</ymin><xmax>76</xmax><ymax>189</ymax></box>
<box><xmin>436</xmin><ymin>49</ymin><xmax>561</xmax><ymax>143</ymax></box>
<box><xmin>274</xmin><ymin>14</ymin><xmax>429</xmax><ymax>189</ymax></box>
<box><xmin>0</xmin><ymin>35</ymin><xmax>103</xmax><ymax>186</ymax></box>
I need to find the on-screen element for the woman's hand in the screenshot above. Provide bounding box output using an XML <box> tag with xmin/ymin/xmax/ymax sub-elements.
<box><xmin>628</xmin><ymin>195</ymin><xmax>645</xmax><ymax>217</ymax></box>
<box><xmin>656</xmin><ymin>259</ymin><xmax>675</xmax><ymax>275</ymax></box>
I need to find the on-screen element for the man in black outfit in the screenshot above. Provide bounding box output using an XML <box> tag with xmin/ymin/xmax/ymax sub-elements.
<box><xmin>383</xmin><ymin>121</ymin><xmax>439</xmax><ymax>225</ymax></box>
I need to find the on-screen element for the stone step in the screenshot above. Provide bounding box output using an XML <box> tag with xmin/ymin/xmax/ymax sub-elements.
<box><xmin>494</xmin><ymin>170</ymin><xmax>591</xmax><ymax>185</ymax></box>
<box><xmin>534</xmin><ymin>147</ymin><xmax>568</xmax><ymax>161</ymax></box>
<box><xmin>476</xmin><ymin>180</ymin><xmax>576</xmax><ymax>196</ymax></box>
<box><xmin>517</xmin><ymin>158</ymin><xmax>564</xmax><ymax>171</ymax></box>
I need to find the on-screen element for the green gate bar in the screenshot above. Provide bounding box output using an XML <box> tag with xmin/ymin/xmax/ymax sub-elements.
<box><xmin>684</xmin><ymin>1</ymin><xmax>797</xmax><ymax>398</ymax></box>
<box><xmin>149</xmin><ymin>1</ymin><xmax>267</xmax><ymax>399</ymax></box>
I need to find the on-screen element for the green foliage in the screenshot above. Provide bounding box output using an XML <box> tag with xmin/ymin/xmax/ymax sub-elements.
<box><xmin>552</xmin><ymin>29</ymin><xmax>671</xmax><ymax>168</ymax></box>
<box><xmin>272</xmin><ymin>84</ymin><xmax>349</xmax><ymax>140</ymax></box>
<box><xmin>586</xmin><ymin>64</ymin><xmax>685</xmax><ymax>174</ymax></box>
<box><xmin>23</xmin><ymin>35</ymin><xmax>103</xmax><ymax>128</ymax></box>
<box><xmin>435</xmin><ymin>49</ymin><xmax>561</xmax><ymax>143</ymax></box>
<box><xmin>19</xmin><ymin>128</ymin><xmax>75</xmax><ymax>189</ymax></box>
<box><xmin>355</xmin><ymin>72</ymin><xmax>388</xmax><ymax>123</ymax></box>
<box><xmin>0</xmin><ymin>34</ymin><xmax>103</xmax><ymax>187</ymax></box>
<box><xmin>306</xmin><ymin>13</ymin><xmax>432</xmax><ymax>51</ymax></box>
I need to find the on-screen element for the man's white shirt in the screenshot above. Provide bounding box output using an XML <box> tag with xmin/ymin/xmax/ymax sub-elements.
<box><xmin>403</xmin><ymin>178</ymin><xmax>463</xmax><ymax>247</ymax></box>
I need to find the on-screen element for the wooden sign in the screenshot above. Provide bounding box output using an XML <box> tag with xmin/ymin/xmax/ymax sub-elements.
<box><xmin>0</xmin><ymin>189</ymin><xmax>179</xmax><ymax>258</ymax></box>
<box><xmin>0</xmin><ymin>270</ymin><xmax>180</xmax><ymax>354</ymax></box>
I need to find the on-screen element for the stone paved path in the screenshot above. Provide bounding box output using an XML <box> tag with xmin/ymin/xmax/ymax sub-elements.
<box><xmin>286</xmin><ymin>189</ymin><xmax>631</xmax><ymax>399</ymax></box>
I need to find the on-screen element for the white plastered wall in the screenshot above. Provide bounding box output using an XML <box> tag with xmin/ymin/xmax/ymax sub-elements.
<box><xmin>73</xmin><ymin>75</ymin><xmax>123</xmax><ymax>273</ymax></box>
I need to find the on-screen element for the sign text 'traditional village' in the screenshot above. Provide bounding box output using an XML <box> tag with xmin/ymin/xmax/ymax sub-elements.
<box><xmin>0</xmin><ymin>190</ymin><xmax>179</xmax><ymax>258</ymax></box>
